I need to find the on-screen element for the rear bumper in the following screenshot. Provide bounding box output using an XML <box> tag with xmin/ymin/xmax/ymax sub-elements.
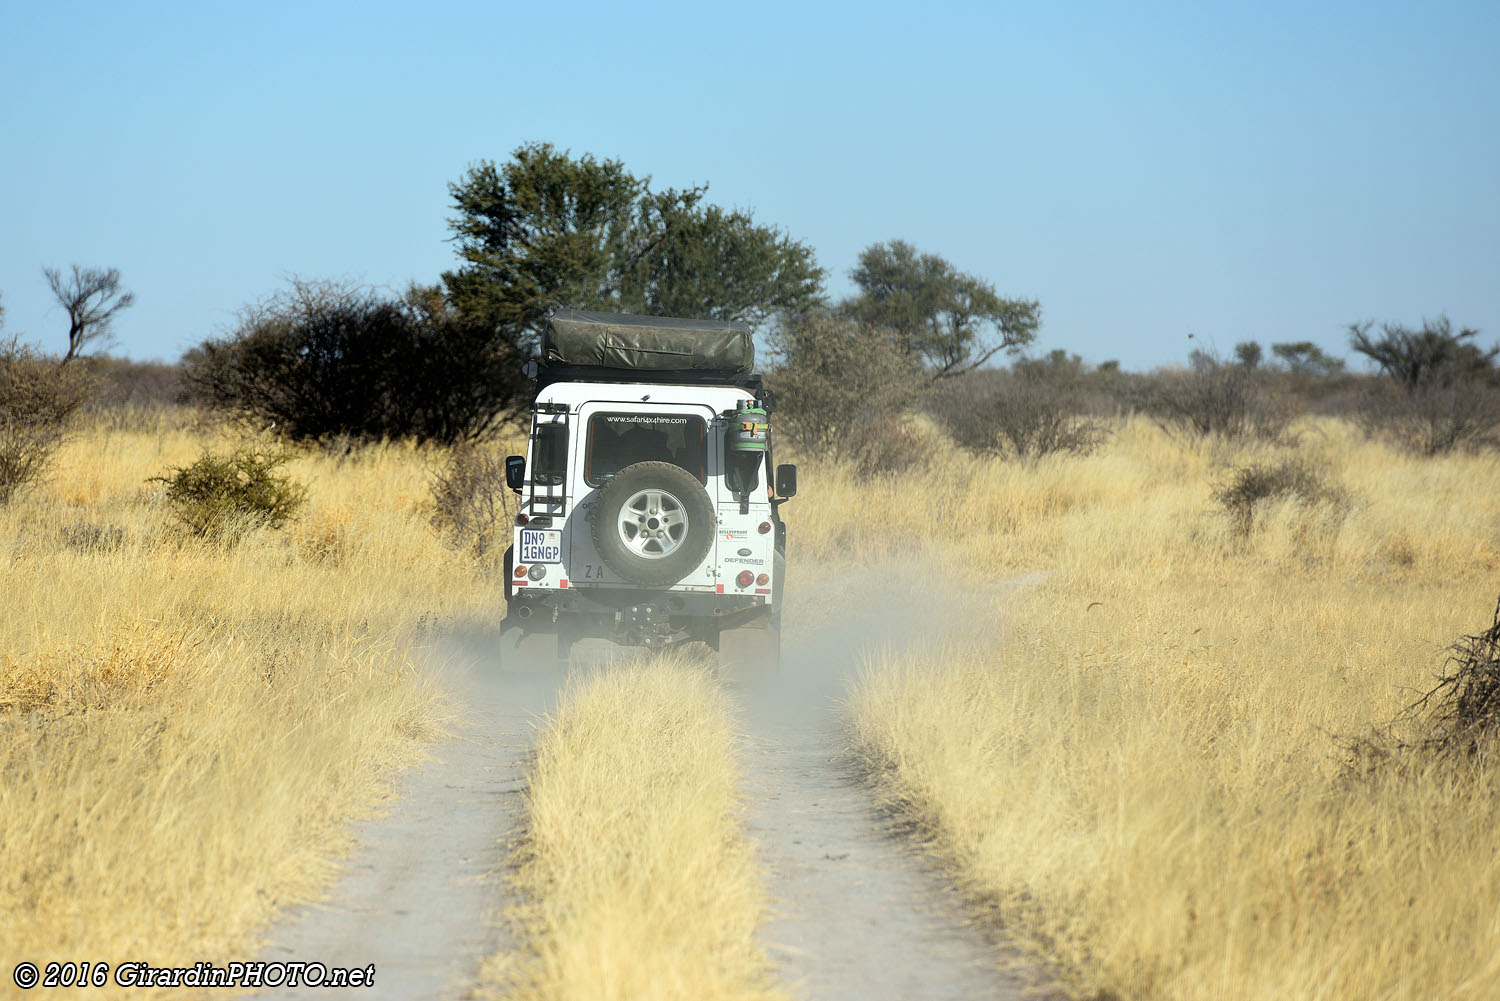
<box><xmin>508</xmin><ymin>585</ymin><xmax>765</xmax><ymax>642</ymax></box>
<box><xmin>511</xmin><ymin>585</ymin><xmax>761</xmax><ymax>617</ymax></box>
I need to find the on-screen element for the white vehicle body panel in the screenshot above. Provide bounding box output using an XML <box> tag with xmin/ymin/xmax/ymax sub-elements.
<box><xmin>513</xmin><ymin>381</ymin><xmax>777</xmax><ymax>604</ymax></box>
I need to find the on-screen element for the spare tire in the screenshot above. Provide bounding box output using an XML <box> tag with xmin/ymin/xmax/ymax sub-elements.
<box><xmin>591</xmin><ymin>461</ymin><xmax>714</xmax><ymax>586</ymax></box>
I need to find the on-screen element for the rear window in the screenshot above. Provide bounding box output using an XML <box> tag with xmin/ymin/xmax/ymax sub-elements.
<box><xmin>585</xmin><ymin>413</ymin><xmax>707</xmax><ymax>486</ymax></box>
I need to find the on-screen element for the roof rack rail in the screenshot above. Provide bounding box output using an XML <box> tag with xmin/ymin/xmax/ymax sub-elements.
<box><xmin>534</xmin><ymin>363</ymin><xmax>763</xmax><ymax>393</ymax></box>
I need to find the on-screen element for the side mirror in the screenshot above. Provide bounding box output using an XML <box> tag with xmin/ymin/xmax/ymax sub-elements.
<box><xmin>505</xmin><ymin>455</ymin><xmax>525</xmax><ymax>492</ymax></box>
<box><xmin>775</xmin><ymin>463</ymin><xmax>798</xmax><ymax>499</ymax></box>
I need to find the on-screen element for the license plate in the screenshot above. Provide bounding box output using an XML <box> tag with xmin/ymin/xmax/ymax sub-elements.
<box><xmin>519</xmin><ymin>529</ymin><xmax>562</xmax><ymax>563</ymax></box>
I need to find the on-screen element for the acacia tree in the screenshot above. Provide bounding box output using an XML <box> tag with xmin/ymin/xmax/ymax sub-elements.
<box><xmin>842</xmin><ymin>240</ymin><xmax>1039</xmax><ymax>376</ymax></box>
<box><xmin>443</xmin><ymin>143</ymin><xmax>825</xmax><ymax>353</ymax></box>
<box><xmin>1271</xmin><ymin>341</ymin><xmax>1344</xmax><ymax>378</ymax></box>
<box><xmin>1348</xmin><ymin>316</ymin><xmax>1500</xmax><ymax>454</ymax></box>
<box><xmin>43</xmin><ymin>265</ymin><xmax>135</xmax><ymax>364</ymax></box>
<box><xmin>1349</xmin><ymin>316</ymin><xmax>1496</xmax><ymax>389</ymax></box>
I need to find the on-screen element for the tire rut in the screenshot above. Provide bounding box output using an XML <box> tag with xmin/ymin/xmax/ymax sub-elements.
<box><xmin>251</xmin><ymin>635</ymin><xmax>555</xmax><ymax>1001</ymax></box>
<box><xmin>251</xmin><ymin>572</ymin><xmax>1039</xmax><ymax>1000</ymax></box>
<box><xmin>732</xmin><ymin>570</ymin><xmax>1036</xmax><ymax>1000</ymax></box>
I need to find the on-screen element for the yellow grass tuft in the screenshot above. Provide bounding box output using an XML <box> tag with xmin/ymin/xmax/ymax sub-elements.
<box><xmin>0</xmin><ymin>411</ymin><xmax>504</xmax><ymax>997</ymax></box>
<box><xmin>842</xmin><ymin>416</ymin><xmax>1500</xmax><ymax>1000</ymax></box>
<box><xmin>483</xmin><ymin>655</ymin><xmax>781</xmax><ymax>1001</ymax></box>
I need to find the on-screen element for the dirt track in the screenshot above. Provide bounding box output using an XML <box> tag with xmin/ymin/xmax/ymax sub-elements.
<box><xmin>736</xmin><ymin>572</ymin><xmax>1031</xmax><ymax>1000</ymax></box>
<box><xmin>253</xmin><ymin>575</ymin><xmax>1030</xmax><ymax>1000</ymax></box>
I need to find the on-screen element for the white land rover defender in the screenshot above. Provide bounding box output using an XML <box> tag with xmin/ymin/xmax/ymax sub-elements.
<box><xmin>500</xmin><ymin>310</ymin><xmax>797</xmax><ymax>675</ymax></box>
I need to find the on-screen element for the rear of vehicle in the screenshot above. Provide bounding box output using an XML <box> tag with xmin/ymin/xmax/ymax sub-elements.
<box><xmin>501</xmin><ymin>311</ymin><xmax>794</xmax><ymax>675</ymax></box>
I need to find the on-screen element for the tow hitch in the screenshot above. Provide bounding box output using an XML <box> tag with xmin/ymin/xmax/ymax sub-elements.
<box><xmin>615</xmin><ymin>604</ymin><xmax>674</xmax><ymax>647</ymax></box>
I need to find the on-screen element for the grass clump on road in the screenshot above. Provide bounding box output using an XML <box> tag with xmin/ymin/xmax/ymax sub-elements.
<box><xmin>484</xmin><ymin>655</ymin><xmax>781</xmax><ymax>1001</ymax></box>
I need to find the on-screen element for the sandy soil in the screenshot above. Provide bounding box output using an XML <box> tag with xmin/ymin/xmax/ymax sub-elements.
<box><xmin>734</xmin><ymin>572</ymin><xmax>1035</xmax><ymax>1000</ymax></box>
<box><xmin>252</xmin><ymin>640</ymin><xmax>555</xmax><ymax>1001</ymax></box>
<box><xmin>253</xmin><ymin>574</ymin><xmax>1036</xmax><ymax>999</ymax></box>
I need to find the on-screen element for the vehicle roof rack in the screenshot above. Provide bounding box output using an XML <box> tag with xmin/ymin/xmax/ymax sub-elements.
<box><xmin>533</xmin><ymin>363</ymin><xmax>763</xmax><ymax>393</ymax></box>
<box><xmin>542</xmin><ymin>309</ymin><xmax>756</xmax><ymax>375</ymax></box>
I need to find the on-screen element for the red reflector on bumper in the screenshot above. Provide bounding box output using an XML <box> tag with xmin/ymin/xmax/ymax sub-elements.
<box><xmin>559</xmin><ymin>579</ymin><xmax>568</xmax><ymax>588</ymax></box>
<box><xmin>754</xmin><ymin>588</ymin><xmax>771</xmax><ymax>594</ymax></box>
<box><xmin>715</xmin><ymin>584</ymin><xmax>725</xmax><ymax>594</ymax></box>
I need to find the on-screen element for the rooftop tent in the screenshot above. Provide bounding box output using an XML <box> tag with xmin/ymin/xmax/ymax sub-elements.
<box><xmin>542</xmin><ymin>310</ymin><xmax>755</xmax><ymax>375</ymax></box>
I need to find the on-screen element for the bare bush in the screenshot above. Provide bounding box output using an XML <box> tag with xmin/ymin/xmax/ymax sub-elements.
<box><xmin>1408</xmin><ymin>597</ymin><xmax>1500</xmax><ymax>762</ymax></box>
<box><xmin>1213</xmin><ymin>458</ymin><xmax>1348</xmax><ymax>536</ymax></box>
<box><xmin>0</xmin><ymin>339</ymin><xmax>93</xmax><ymax>504</ymax></box>
<box><xmin>767</xmin><ymin>313</ymin><xmax>926</xmax><ymax>475</ymax></box>
<box><xmin>1347</xmin><ymin>596</ymin><xmax>1500</xmax><ymax>775</ymax></box>
<box><xmin>840</xmin><ymin>419</ymin><xmax>933</xmax><ymax>477</ymax></box>
<box><xmin>430</xmin><ymin>445</ymin><xmax>513</xmax><ymax>558</ymax></box>
<box><xmin>929</xmin><ymin>373</ymin><xmax>1105</xmax><ymax>462</ymax></box>
<box><xmin>1356</xmin><ymin>374</ymin><xmax>1500</xmax><ymax>456</ymax></box>
<box><xmin>1145</xmin><ymin>352</ymin><xmax>1288</xmax><ymax>441</ymax></box>
<box><xmin>1349</xmin><ymin>316</ymin><xmax>1497</xmax><ymax>391</ymax></box>
<box><xmin>84</xmin><ymin>357</ymin><xmax>182</xmax><ymax>410</ymax></box>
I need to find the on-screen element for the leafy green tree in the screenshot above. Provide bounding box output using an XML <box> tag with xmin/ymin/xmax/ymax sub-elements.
<box><xmin>618</xmin><ymin>201</ymin><xmax>825</xmax><ymax>328</ymax></box>
<box><xmin>1234</xmin><ymin>340</ymin><xmax>1263</xmax><ymax>369</ymax></box>
<box><xmin>842</xmin><ymin>240</ymin><xmax>1039</xmax><ymax>376</ymax></box>
<box><xmin>1271</xmin><ymin>341</ymin><xmax>1344</xmax><ymax>378</ymax></box>
<box><xmin>444</xmin><ymin>143</ymin><xmax>824</xmax><ymax>351</ymax></box>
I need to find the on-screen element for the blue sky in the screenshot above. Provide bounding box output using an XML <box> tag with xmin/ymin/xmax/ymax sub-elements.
<box><xmin>2</xmin><ymin>0</ymin><xmax>1496</xmax><ymax>370</ymax></box>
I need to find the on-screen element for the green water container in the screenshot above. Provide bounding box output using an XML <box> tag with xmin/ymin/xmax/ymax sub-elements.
<box><xmin>729</xmin><ymin>402</ymin><xmax>769</xmax><ymax>453</ymax></box>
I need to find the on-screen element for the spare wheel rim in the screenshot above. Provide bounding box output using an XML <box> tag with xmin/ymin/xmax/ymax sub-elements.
<box><xmin>617</xmin><ymin>488</ymin><xmax>690</xmax><ymax>559</ymax></box>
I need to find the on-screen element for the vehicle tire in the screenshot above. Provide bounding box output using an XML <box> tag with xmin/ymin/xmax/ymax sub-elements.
<box><xmin>590</xmin><ymin>461</ymin><xmax>714</xmax><ymax>587</ymax></box>
<box><xmin>771</xmin><ymin>526</ymin><xmax>787</xmax><ymax>631</ymax></box>
<box><xmin>717</xmin><ymin>613</ymin><xmax>780</xmax><ymax>681</ymax></box>
<box><xmin>503</xmin><ymin>545</ymin><xmax>516</xmax><ymax>604</ymax></box>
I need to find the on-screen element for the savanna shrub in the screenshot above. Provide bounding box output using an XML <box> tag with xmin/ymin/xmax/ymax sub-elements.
<box><xmin>1213</xmin><ymin>457</ymin><xmax>1347</xmax><ymax>536</ymax></box>
<box><xmin>1346</xmin><ymin>595</ymin><xmax>1500</xmax><ymax>776</ymax></box>
<box><xmin>1356</xmin><ymin>375</ymin><xmax>1500</xmax><ymax>456</ymax></box>
<box><xmin>767</xmin><ymin>313</ymin><xmax>926</xmax><ymax>475</ymax></box>
<box><xmin>155</xmin><ymin>446</ymin><xmax>307</xmax><ymax>540</ymax></box>
<box><xmin>1144</xmin><ymin>352</ymin><xmax>1289</xmax><ymax>441</ymax></box>
<box><xmin>929</xmin><ymin>373</ymin><xmax>1105</xmax><ymax>462</ymax></box>
<box><xmin>183</xmin><ymin>280</ymin><xmax>524</xmax><ymax>445</ymax></box>
<box><xmin>0</xmin><ymin>338</ymin><xmax>93</xmax><ymax>504</ymax></box>
<box><xmin>430</xmin><ymin>444</ymin><xmax>512</xmax><ymax>558</ymax></box>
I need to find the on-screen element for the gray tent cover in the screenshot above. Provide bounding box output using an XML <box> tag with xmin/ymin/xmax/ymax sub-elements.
<box><xmin>543</xmin><ymin>310</ymin><xmax>754</xmax><ymax>374</ymax></box>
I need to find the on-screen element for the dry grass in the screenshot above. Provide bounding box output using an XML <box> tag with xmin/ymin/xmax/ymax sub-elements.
<box><xmin>481</xmin><ymin>654</ymin><xmax>781</xmax><ymax>1001</ymax></box>
<box><xmin>834</xmin><ymin>416</ymin><xmax>1500</xmax><ymax>1000</ymax></box>
<box><xmin>16</xmin><ymin>400</ymin><xmax>1496</xmax><ymax>1000</ymax></box>
<box><xmin>0</xmin><ymin>410</ymin><xmax>506</xmax><ymax>998</ymax></box>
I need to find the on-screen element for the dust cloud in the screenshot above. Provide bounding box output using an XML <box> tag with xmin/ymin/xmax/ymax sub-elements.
<box><xmin>733</xmin><ymin>564</ymin><xmax>1037</xmax><ymax>1001</ymax></box>
<box><xmin>253</xmin><ymin>567</ymin><xmax>1040</xmax><ymax>1000</ymax></box>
